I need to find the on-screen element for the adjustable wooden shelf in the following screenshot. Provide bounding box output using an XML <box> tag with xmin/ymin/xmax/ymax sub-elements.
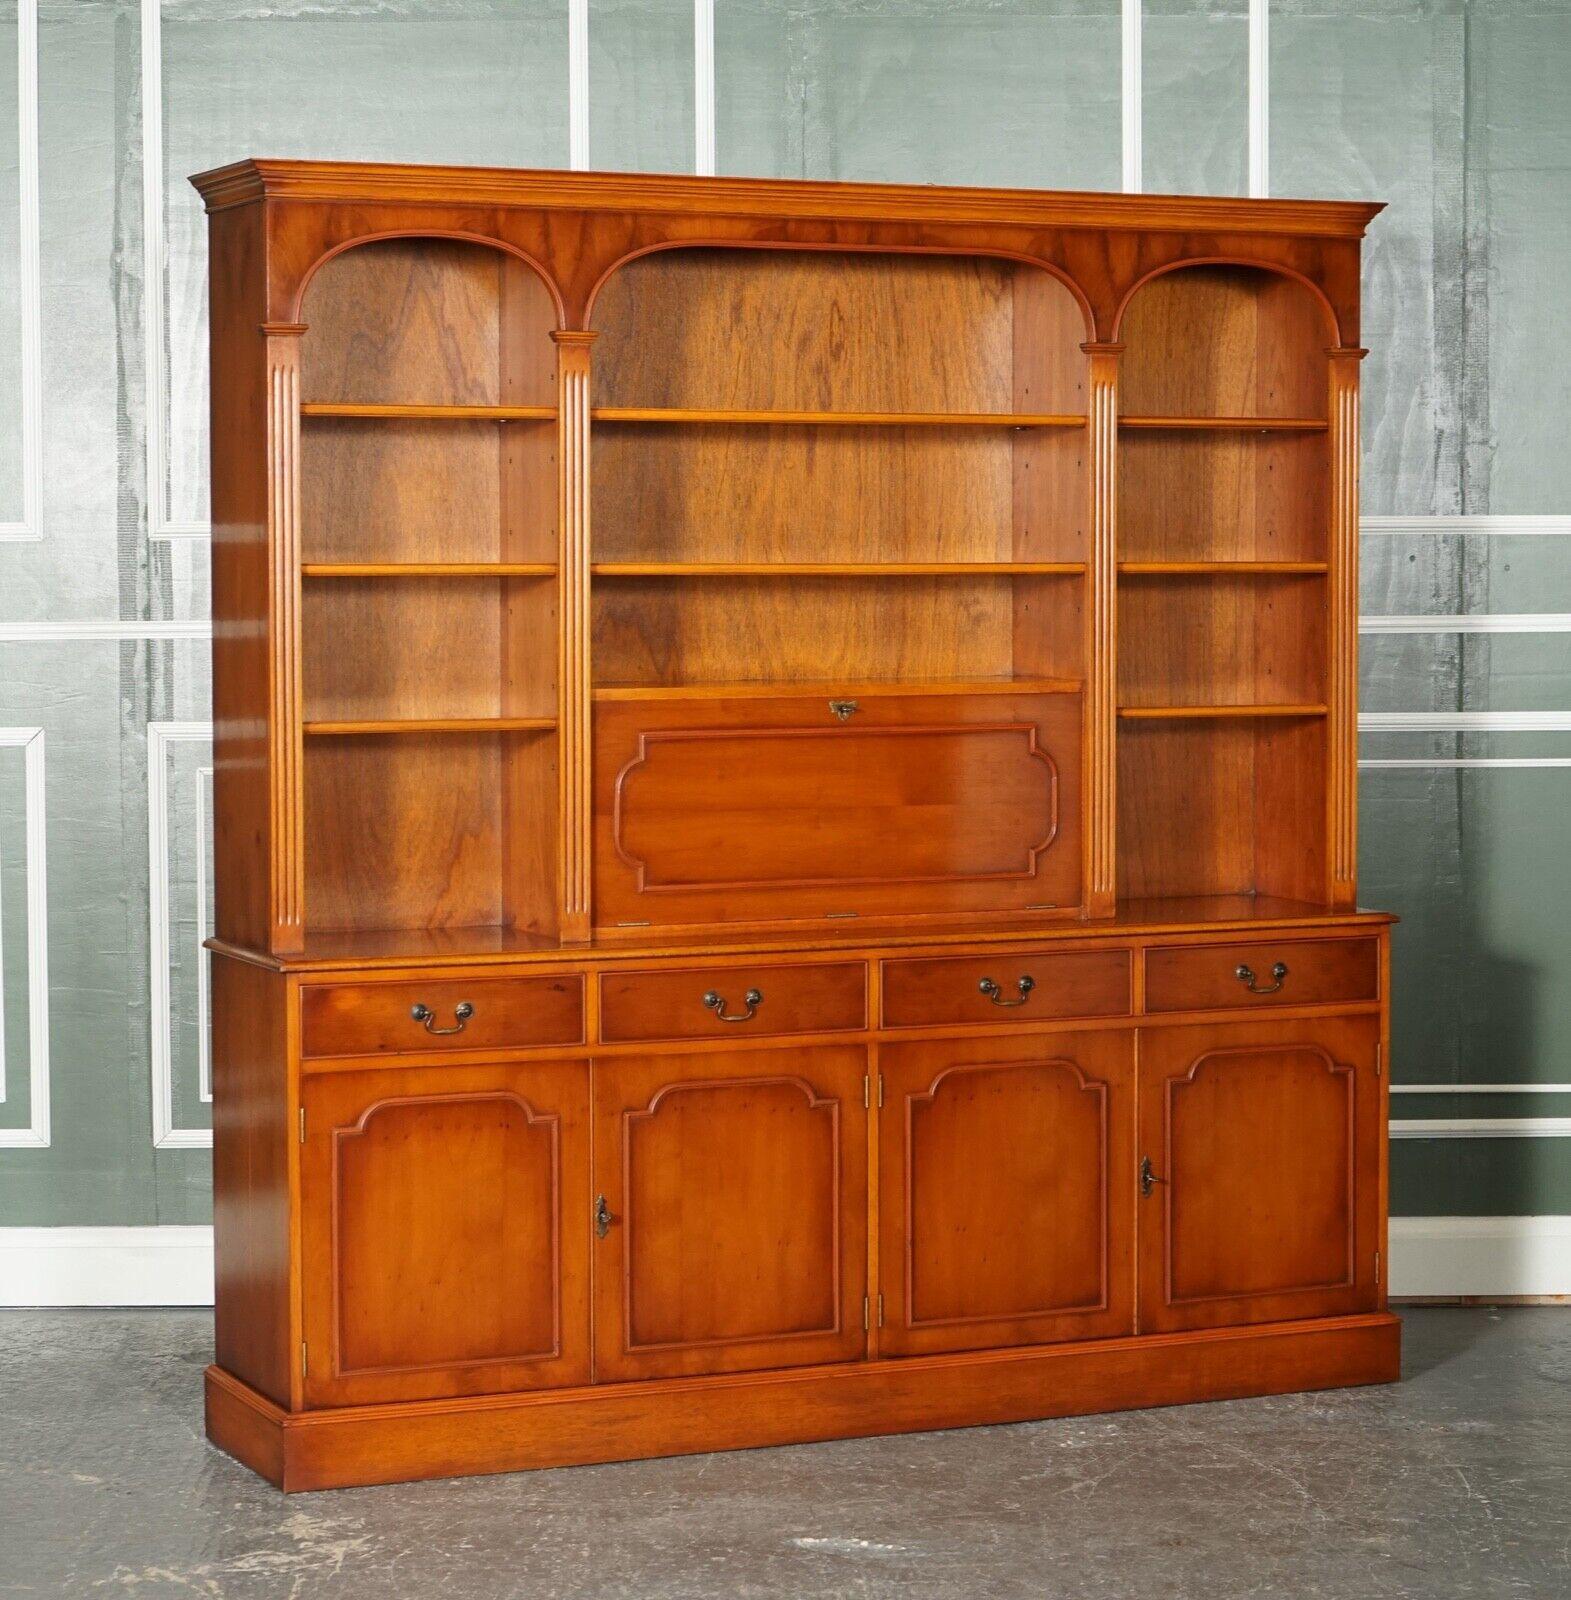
<box><xmin>196</xmin><ymin>160</ymin><xmax>1397</xmax><ymax>1492</ymax></box>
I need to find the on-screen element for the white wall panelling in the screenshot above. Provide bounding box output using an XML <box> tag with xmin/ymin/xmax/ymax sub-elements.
<box><xmin>1</xmin><ymin>0</ymin><xmax>42</xmax><ymax>541</ymax></box>
<box><xmin>1247</xmin><ymin>0</ymin><xmax>1268</xmax><ymax>197</ymax></box>
<box><xmin>1362</xmin><ymin>515</ymin><xmax>1571</xmax><ymax>537</ymax></box>
<box><xmin>693</xmin><ymin>0</ymin><xmax>715</xmax><ymax>176</ymax></box>
<box><xmin>568</xmin><ymin>0</ymin><xmax>589</xmax><ymax>171</ymax></box>
<box><xmin>0</xmin><ymin>728</ymin><xmax>49</xmax><ymax>1147</ymax></box>
<box><xmin>1121</xmin><ymin>0</ymin><xmax>1141</xmax><ymax>193</ymax></box>
<box><xmin>147</xmin><ymin>721</ymin><xmax>213</xmax><ymax>1150</ymax></box>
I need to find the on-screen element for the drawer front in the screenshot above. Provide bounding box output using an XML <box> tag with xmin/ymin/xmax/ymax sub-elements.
<box><xmin>882</xmin><ymin>949</ymin><xmax>1132</xmax><ymax>1029</ymax></box>
<box><xmin>600</xmin><ymin>962</ymin><xmax>867</xmax><ymax>1043</ymax></box>
<box><xmin>302</xmin><ymin>974</ymin><xmax>585</xmax><ymax>1058</ymax></box>
<box><xmin>1144</xmin><ymin>938</ymin><xmax>1379</xmax><ymax>1014</ymax></box>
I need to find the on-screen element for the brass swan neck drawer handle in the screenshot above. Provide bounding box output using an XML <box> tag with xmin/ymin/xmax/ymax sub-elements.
<box><xmin>703</xmin><ymin>987</ymin><xmax>763</xmax><ymax>1023</ymax></box>
<box><xmin>410</xmin><ymin>1000</ymin><xmax>474</xmax><ymax>1035</ymax></box>
<box><xmin>1234</xmin><ymin>962</ymin><xmax>1289</xmax><ymax>996</ymax></box>
<box><xmin>979</xmin><ymin>975</ymin><xmax>1035</xmax><ymax>1007</ymax></box>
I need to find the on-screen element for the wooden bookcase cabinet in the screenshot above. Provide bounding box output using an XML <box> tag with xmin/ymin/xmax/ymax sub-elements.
<box><xmin>196</xmin><ymin>161</ymin><xmax>1398</xmax><ymax>1491</ymax></box>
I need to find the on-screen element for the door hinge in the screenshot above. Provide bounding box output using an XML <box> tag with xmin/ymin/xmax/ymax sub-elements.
<box><xmin>1375</xmin><ymin>1043</ymin><xmax>1383</xmax><ymax>1079</ymax></box>
<box><xmin>862</xmin><ymin>1295</ymin><xmax>870</xmax><ymax>1331</ymax></box>
<box><xmin>1374</xmin><ymin>1250</ymin><xmax>1381</xmax><ymax>1284</ymax></box>
<box><xmin>877</xmin><ymin>1293</ymin><xmax>884</xmax><ymax>1327</ymax></box>
<box><xmin>298</xmin><ymin>1107</ymin><xmax>306</xmax><ymax>1143</ymax></box>
<box><xmin>300</xmin><ymin>1341</ymin><xmax>308</xmax><ymax>1377</ymax></box>
<box><xmin>863</xmin><ymin>1075</ymin><xmax>870</xmax><ymax>1110</ymax></box>
<box><xmin>878</xmin><ymin>1073</ymin><xmax>884</xmax><ymax>1108</ymax></box>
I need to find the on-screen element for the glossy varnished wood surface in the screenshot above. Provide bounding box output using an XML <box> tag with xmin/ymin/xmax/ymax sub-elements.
<box><xmin>591</xmin><ymin>1046</ymin><xmax>868</xmax><ymax>1381</ymax></box>
<box><xmin>1136</xmin><ymin>1015</ymin><xmax>1381</xmax><ymax>1333</ymax></box>
<box><xmin>878</xmin><ymin>1030</ymin><xmax>1134</xmax><ymax>1356</ymax></box>
<box><xmin>1144</xmin><ymin>936</ymin><xmax>1379</xmax><ymax>1013</ymax></box>
<box><xmin>301</xmin><ymin>972</ymin><xmax>584</xmax><ymax>1057</ymax></box>
<box><xmin>880</xmin><ymin>948</ymin><xmax>1131</xmax><ymax>1028</ymax></box>
<box><xmin>205</xmin><ymin>1312</ymin><xmax>1401</xmax><ymax>1491</ymax></box>
<box><xmin>299</xmin><ymin>1058</ymin><xmax>591</xmax><ymax>1405</ymax></box>
<box><xmin>599</xmin><ymin>961</ymin><xmax>867</xmax><ymax>1043</ymax></box>
<box><xmin>199</xmin><ymin>164</ymin><xmax>1392</xmax><ymax>1490</ymax></box>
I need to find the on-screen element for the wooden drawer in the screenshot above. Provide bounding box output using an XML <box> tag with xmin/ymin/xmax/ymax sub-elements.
<box><xmin>1143</xmin><ymin>938</ymin><xmax>1379</xmax><ymax>1014</ymax></box>
<box><xmin>599</xmin><ymin>962</ymin><xmax>867</xmax><ymax>1043</ymax></box>
<box><xmin>301</xmin><ymin>974</ymin><xmax>585</xmax><ymax>1058</ymax></box>
<box><xmin>881</xmin><ymin>949</ymin><xmax>1132</xmax><ymax>1028</ymax></box>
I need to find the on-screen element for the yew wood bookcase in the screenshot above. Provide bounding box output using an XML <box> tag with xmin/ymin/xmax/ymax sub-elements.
<box><xmin>194</xmin><ymin>160</ymin><xmax>1398</xmax><ymax>1492</ymax></box>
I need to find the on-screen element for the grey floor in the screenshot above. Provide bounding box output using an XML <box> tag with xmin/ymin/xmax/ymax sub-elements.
<box><xmin>1</xmin><ymin>1309</ymin><xmax>1567</xmax><ymax>1599</ymax></box>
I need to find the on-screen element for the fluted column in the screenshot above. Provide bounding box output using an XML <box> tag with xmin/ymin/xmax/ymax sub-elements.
<box><xmin>553</xmin><ymin>330</ymin><xmax>597</xmax><ymax>943</ymax></box>
<box><xmin>1082</xmin><ymin>342</ymin><xmax>1123</xmax><ymax>918</ymax></box>
<box><xmin>1326</xmin><ymin>347</ymin><xmax>1367</xmax><ymax>910</ymax></box>
<box><xmin>262</xmin><ymin>322</ymin><xmax>306</xmax><ymax>953</ymax></box>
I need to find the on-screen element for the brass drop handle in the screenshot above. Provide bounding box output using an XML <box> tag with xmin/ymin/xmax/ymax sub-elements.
<box><xmin>1234</xmin><ymin>961</ymin><xmax>1288</xmax><ymax>996</ymax></box>
<box><xmin>1139</xmin><ymin>1156</ymin><xmax>1166</xmax><ymax>1198</ymax></box>
<box><xmin>978</xmin><ymin>975</ymin><xmax>1035</xmax><ymax>1008</ymax></box>
<box><xmin>703</xmin><ymin>987</ymin><xmax>763</xmax><ymax>1023</ymax></box>
<box><xmin>410</xmin><ymin>1000</ymin><xmax>474</xmax><ymax>1035</ymax></box>
<box><xmin>594</xmin><ymin>1194</ymin><xmax>613</xmax><ymax>1239</ymax></box>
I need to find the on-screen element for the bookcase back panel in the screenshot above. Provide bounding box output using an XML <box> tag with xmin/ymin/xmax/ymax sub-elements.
<box><xmin>302</xmin><ymin>578</ymin><xmax>555</xmax><ymax>722</ymax></box>
<box><xmin>300</xmin><ymin>422</ymin><xmax>505</xmax><ymax>563</ymax></box>
<box><xmin>593</xmin><ymin>575</ymin><xmax>1085</xmax><ymax>688</ymax></box>
<box><xmin>1117</xmin><ymin>719</ymin><xmax>1327</xmax><ymax>901</ymax></box>
<box><xmin>305</xmin><ymin>735</ymin><xmax>506</xmax><ymax>933</ymax></box>
<box><xmin>593</xmin><ymin>691</ymin><xmax>1082</xmax><ymax>929</ymax></box>
<box><xmin>1118</xmin><ymin>432</ymin><xmax>1327</xmax><ymax>564</ymax></box>
<box><xmin>299</xmin><ymin>237</ymin><xmax>555</xmax><ymax>407</ymax></box>
<box><xmin>1118</xmin><ymin>266</ymin><xmax>1329</xmax><ymax>419</ymax></box>
<box><xmin>593</xmin><ymin>248</ymin><xmax>1083</xmax><ymax>413</ymax></box>
<box><xmin>593</xmin><ymin>425</ymin><xmax>1016</xmax><ymax>565</ymax></box>
<box><xmin>1117</xmin><ymin>575</ymin><xmax>1327</xmax><ymax>710</ymax></box>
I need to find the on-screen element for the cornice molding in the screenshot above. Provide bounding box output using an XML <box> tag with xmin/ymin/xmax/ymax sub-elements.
<box><xmin>189</xmin><ymin>159</ymin><xmax>1385</xmax><ymax>239</ymax></box>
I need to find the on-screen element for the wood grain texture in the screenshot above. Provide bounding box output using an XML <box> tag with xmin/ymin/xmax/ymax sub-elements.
<box><xmin>1137</xmin><ymin>1016</ymin><xmax>1381</xmax><ymax>1333</ymax></box>
<box><xmin>593</xmin><ymin>692</ymin><xmax>1081</xmax><ymax>930</ymax></box>
<box><xmin>200</xmin><ymin>164</ymin><xmax>1390</xmax><ymax>1493</ymax></box>
<box><xmin>301</xmin><ymin>973</ymin><xmax>584</xmax><ymax>1058</ymax></box>
<box><xmin>592</xmin><ymin>1046</ymin><xmax>868</xmax><ymax>1380</ymax></box>
<box><xmin>879</xmin><ymin>1030</ymin><xmax>1134</xmax><ymax>1356</ymax></box>
<box><xmin>1145</xmin><ymin>938</ymin><xmax>1378</xmax><ymax>1013</ymax></box>
<box><xmin>600</xmin><ymin>962</ymin><xmax>866</xmax><ymax>1043</ymax></box>
<box><xmin>211</xmin><ymin>954</ymin><xmax>295</xmax><ymax>1408</ymax></box>
<box><xmin>881</xmin><ymin>948</ymin><xmax>1131</xmax><ymax>1028</ymax></box>
<box><xmin>300</xmin><ymin>1059</ymin><xmax>590</xmax><ymax>1405</ymax></box>
<box><xmin>204</xmin><ymin>1312</ymin><xmax>1402</xmax><ymax>1491</ymax></box>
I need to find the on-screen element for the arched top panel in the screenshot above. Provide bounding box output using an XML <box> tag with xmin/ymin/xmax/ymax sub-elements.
<box><xmin>298</xmin><ymin>234</ymin><xmax>559</xmax><ymax>409</ymax></box>
<box><xmin>1115</xmin><ymin>260</ymin><xmax>1337</xmax><ymax>420</ymax></box>
<box><xmin>589</xmin><ymin>244</ymin><xmax>1092</xmax><ymax>415</ymax></box>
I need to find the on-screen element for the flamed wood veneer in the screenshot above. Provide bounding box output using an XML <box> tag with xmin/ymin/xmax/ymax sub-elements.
<box><xmin>196</xmin><ymin>160</ymin><xmax>1395</xmax><ymax>1491</ymax></box>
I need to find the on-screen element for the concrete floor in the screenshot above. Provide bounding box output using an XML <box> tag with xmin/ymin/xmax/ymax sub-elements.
<box><xmin>1</xmin><ymin>1309</ymin><xmax>1567</xmax><ymax>1599</ymax></box>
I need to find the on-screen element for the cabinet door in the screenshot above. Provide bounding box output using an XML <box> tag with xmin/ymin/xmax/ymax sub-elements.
<box><xmin>879</xmin><ymin>1031</ymin><xmax>1134</xmax><ymax>1356</ymax></box>
<box><xmin>1137</xmin><ymin>1018</ymin><xmax>1381</xmax><ymax>1334</ymax></box>
<box><xmin>300</xmin><ymin>1060</ymin><xmax>590</xmax><ymax>1407</ymax></box>
<box><xmin>592</xmin><ymin>1046</ymin><xmax>868</xmax><ymax>1381</ymax></box>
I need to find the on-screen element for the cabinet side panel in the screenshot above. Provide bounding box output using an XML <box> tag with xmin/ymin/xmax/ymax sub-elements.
<box><xmin>212</xmin><ymin>954</ymin><xmax>295</xmax><ymax>1409</ymax></box>
<box><xmin>208</xmin><ymin>201</ymin><xmax>272</xmax><ymax>950</ymax></box>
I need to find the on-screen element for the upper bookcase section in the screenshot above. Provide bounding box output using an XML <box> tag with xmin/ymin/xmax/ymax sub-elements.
<box><xmin>190</xmin><ymin>160</ymin><xmax>1383</xmax><ymax>346</ymax></box>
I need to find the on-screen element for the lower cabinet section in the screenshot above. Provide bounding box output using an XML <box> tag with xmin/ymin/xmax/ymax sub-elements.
<box><xmin>1136</xmin><ymin>1016</ymin><xmax>1382</xmax><ymax>1333</ymax></box>
<box><xmin>299</xmin><ymin>1060</ymin><xmax>591</xmax><ymax>1407</ymax></box>
<box><xmin>288</xmin><ymin>990</ymin><xmax>1386</xmax><ymax>1423</ymax></box>
<box><xmin>591</xmin><ymin>1046</ymin><xmax>870</xmax><ymax>1380</ymax></box>
<box><xmin>878</xmin><ymin>1031</ymin><xmax>1135</xmax><ymax>1355</ymax></box>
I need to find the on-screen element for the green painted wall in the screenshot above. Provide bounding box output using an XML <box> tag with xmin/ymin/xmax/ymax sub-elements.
<box><xmin>0</xmin><ymin>0</ymin><xmax>1566</xmax><ymax>1223</ymax></box>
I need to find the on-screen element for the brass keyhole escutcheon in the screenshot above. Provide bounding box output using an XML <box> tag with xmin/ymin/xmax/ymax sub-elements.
<box><xmin>594</xmin><ymin>1194</ymin><xmax>613</xmax><ymax>1239</ymax></box>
